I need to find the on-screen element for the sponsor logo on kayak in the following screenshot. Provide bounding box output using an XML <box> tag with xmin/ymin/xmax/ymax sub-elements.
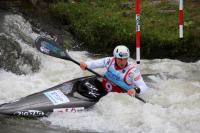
<box><xmin>14</xmin><ymin>110</ymin><xmax>45</xmax><ymax>117</ymax></box>
<box><xmin>44</xmin><ymin>90</ymin><xmax>70</xmax><ymax>105</ymax></box>
<box><xmin>85</xmin><ymin>82</ymin><xmax>100</xmax><ymax>98</ymax></box>
<box><xmin>53</xmin><ymin>107</ymin><xmax>84</xmax><ymax>113</ymax></box>
<box><xmin>85</xmin><ymin>82</ymin><xmax>98</xmax><ymax>91</ymax></box>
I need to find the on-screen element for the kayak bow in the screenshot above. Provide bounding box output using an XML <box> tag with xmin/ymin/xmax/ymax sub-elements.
<box><xmin>0</xmin><ymin>76</ymin><xmax>107</xmax><ymax>117</ymax></box>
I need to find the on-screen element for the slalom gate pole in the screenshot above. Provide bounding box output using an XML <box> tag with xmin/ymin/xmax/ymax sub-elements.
<box><xmin>179</xmin><ymin>0</ymin><xmax>183</xmax><ymax>38</ymax></box>
<box><xmin>136</xmin><ymin>0</ymin><xmax>140</xmax><ymax>65</ymax></box>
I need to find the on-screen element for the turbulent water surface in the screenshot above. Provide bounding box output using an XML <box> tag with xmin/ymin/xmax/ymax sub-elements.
<box><xmin>0</xmin><ymin>13</ymin><xmax>200</xmax><ymax>133</ymax></box>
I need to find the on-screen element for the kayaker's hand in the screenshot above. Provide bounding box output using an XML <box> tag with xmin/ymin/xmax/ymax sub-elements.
<box><xmin>127</xmin><ymin>89</ymin><xmax>136</xmax><ymax>97</ymax></box>
<box><xmin>80</xmin><ymin>62</ymin><xmax>87</xmax><ymax>70</ymax></box>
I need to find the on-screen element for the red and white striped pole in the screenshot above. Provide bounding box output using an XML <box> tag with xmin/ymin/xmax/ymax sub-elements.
<box><xmin>179</xmin><ymin>0</ymin><xmax>183</xmax><ymax>38</ymax></box>
<box><xmin>136</xmin><ymin>0</ymin><xmax>140</xmax><ymax>64</ymax></box>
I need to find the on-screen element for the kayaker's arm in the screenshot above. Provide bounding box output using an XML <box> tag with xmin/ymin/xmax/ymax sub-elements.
<box><xmin>80</xmin><ymin>57</ymin><xmax>111</xmax><ymax>70</ymax></box>
<box><xmin>130</xmin><ymin>67</ymin><xmax>149</xmax><ymax>94</ymax></box>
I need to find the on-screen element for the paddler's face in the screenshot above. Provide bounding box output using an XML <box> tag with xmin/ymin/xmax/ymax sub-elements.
<box><xmin>115</xmin><ymin>58</ymin><xmax>128</xmax><ymax>68</ymax></box>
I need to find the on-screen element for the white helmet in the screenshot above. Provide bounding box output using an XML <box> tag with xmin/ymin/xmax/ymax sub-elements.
<box><xmin>113</xmin><ymin>45</ymin><xmax>130</xmax><ymax>58</ymax></box>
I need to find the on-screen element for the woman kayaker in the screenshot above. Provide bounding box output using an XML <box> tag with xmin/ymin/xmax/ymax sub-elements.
<box><xmin>80</xmin><ymin>45</ymin><xmax>148</xmax><ymax>96</ymax></box>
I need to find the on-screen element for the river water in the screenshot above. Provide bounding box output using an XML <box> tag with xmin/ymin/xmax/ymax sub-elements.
<box><xmin>0</xmin><ymin>13</ymin><xmax>200</xmax><ymax>133</ymax></box>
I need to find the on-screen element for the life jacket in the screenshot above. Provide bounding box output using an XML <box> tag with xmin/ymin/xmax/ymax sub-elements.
<box><xmin>102</xmin><ymin>58</ymin><xmax>136</xmax><ymax>92</ymax></box>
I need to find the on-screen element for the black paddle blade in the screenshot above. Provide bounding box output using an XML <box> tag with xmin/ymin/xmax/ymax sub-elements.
<box><xmin>35</xmin><ymin>36</ymin><xmax>69</xmax><ymax>59</ymax></box>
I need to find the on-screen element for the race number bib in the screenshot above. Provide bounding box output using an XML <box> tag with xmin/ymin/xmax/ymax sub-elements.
<box><xmin>102</xmin><ymin>79</ymin><xmax>123</xmax><ymax>93</ymax></box>
<box><xmin>105</xmin><ymin>82</ymin><xmax>112</xmax><ymax>92</ymax></box>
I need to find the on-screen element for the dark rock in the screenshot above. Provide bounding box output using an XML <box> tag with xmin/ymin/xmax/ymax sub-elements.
<box><xmin>0</xmin><ymin>35</ymin><xmax>40</xmax><ymax>75</ymax></box>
